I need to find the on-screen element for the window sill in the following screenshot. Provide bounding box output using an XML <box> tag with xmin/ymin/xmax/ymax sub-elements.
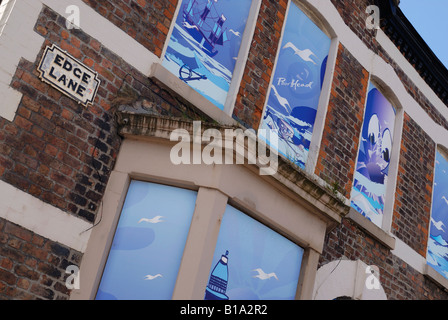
<box><xmin>424</xmin><ymin>264</ymin><xmax>448</xmax><ymax>291</ymax></box>
<box><xmin>346</xmin><ymin>208</ymin><xmax>396</xmax><ymax>250</ymax></box>
<box><xmin>148</xmin><ymin>62</ymin><xmax>238</xmax><ymax>127</ymax></box>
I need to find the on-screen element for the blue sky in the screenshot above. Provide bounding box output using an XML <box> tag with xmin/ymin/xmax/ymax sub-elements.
<box><xmin>400</xmin><ymin>0</ymin><xmax>448</xmax><ymax>68</ymax></box>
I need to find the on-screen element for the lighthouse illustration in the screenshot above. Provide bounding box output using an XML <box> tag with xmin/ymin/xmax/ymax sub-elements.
<box><xmin>204</xmin><ymin>250</ymin><xmax>230</xmax><ymax>300</ymax></box>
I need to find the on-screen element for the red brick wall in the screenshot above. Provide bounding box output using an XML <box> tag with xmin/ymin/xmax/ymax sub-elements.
<box><xmin>0</xmin><ymin>0</ymin><xmax>446</xmax><ymax>300</ymax></box>
<box><xmin>3</xmin><ymin>6</ymin><xmax>123</xmax><ymax>223</ymax></box>
<box><xmin>232</xmin><ymin>0</ymin><xmax>287</xmax><ymax>129</ymax></box>
<box><xmin>315</xmin><ymin>43</ymin><xmax>369</xmax><ymax>199</ymax></box>
<box><xmin>3</xmin><ymin>5</ymin><xmax>207</xmax><ymax>225</ymax></box>
<box><xmin>0</xmin><ymin>218</ymin><xmax>81</xmax><ymax>300</ymax></box>
<box><xmin>330</xmin><ymin>0</ymin><xmax>448</xmax><ymax>128</ymax></box>
<box><xmin>81</xmin><ymin>0</ymin><xmax>178</xmax><ymax>57</ymax></box>
<box><xmin>0</xmin><ymin>4</ymin><xmax>210</xmax><ymax>300</ymax></box>
<box><xmin>320</xmin><ymin>219</ymin><xmax>447</xmax><ymax>300</ymax></box>
<box><xmin>320</xmin><ymin>0</ymin><xmax>444</xmax><ymax>298</ymax></box>
<box><xmin>392</xmin><ymin>113</ymin><xmax>435</xmax><ymax>257</ymax></box>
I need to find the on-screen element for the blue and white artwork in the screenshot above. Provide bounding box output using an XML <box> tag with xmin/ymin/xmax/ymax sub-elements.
<box><xmin>162</xmin><ymin>0</ymin><xmax>252</xmax><ymax>110</ymax></box>
<box><xmin>259</xmin><ymin>3</ymin><xmax>331</xmax><ymax>169</ymax></box>
<box><xmin>427</xmin><ymin>151</ymin><xmax>448</xmax><ymax>280</ymax></box>
<box><xmin>96</xmin><ymin>181</ymin><xmax>197</xmax><ymax>300</ymax></box>
<box><xmin>351</xmin><ymin>83</ymin><xmax>396</xmax><ymax>228</ymax></box>
<box><xmin>205</xmin><ymin>205</ymin><xmax>304</xmax><ymax>300</ymax></box>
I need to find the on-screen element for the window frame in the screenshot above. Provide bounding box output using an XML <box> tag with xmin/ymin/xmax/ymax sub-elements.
<box><xmin>88</xmin><ymin>176</ymin><xmax>312</xmax><ymax>300</ymax></box>
<box><xmin>348</xmin><ymin>76</ymin><xmax>404</xmax><ymax>242</ymax></box>
<box><xmin>205</xmin><ymin>201</ymin><xmax>306</xmax><ymax>300</ymax></box>
<box><xmin>159</xmin><ymin>0</ymin><xmax>263</xmax><ymax>118</ymax></box>
<box><xmin>0</xmin><ymin>0</ymin><xmax>10</xmax><ymax>26</ymax></box>
<box><xmin>95</xmin><ymin>179</ymin><xmax>200</xmax><ymax>300</ymax></box>
<box><xmin>0</xmin><ymin>0</ymin><xmax>15</xmax><ymax>39</ymax></box>
<box><xmin>424</xmin><ymin>146</ymin><xmax>448</xmax><ymax>288</ymax></box>
<box><xmin>256</xmin><ymin>0</ymin><xmax>340</xmax><ymax>176</ymax></box>
<box><xmin>71</xmin><ymin>137</ymin><xmax>330</xmax><ymax>300</ymax></box>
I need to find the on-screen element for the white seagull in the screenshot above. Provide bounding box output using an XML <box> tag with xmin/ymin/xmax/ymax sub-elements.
<box><xmin>144</xmin><ymin>274</ymin><xmax>163</xmax><ymax>280</ymax></box>
<box><xmin>182</xmin><ymin>21</ymin><xmax>198</xmax><ymax>31</ymax></box>
<box><xmin>229</xmin><ymin>29</ymin><xmax>241</xmax><ymax>37</ymax></box>
<box><xmin>271</xmin><ymin>85</ymin><xmax>292</xmax><ymax>114</ymax></box>
<box><xmin>138</xmin><ymin>216</ymin><xmax>164</xmax><ymax>224</ymax></box>
<box><xmin>282</xmin><ymin>42</ymin><xmax>318</xmax><ymax>65</ymax></box>
<box><xmin>431</xmin><ymin>217</ymin><xmax>445</xmax><ymax>232</ymax></box>
<box><xmin>252</xmin><ymin>268</ymin><xmax>278</xmax><ymax>280</ymax></box>
<box><xmin>442</xmin><ymin>196</ymin><xmax>448</xmax><ymax>206</ymax></box>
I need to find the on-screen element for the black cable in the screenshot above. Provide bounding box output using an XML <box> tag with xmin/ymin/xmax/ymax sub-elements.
<box><xmin>79</xmin><ymin>69</ymin><xmax>207</xmax><ymax>235</ymax></box>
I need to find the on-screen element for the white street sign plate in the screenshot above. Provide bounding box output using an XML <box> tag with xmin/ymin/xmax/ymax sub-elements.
<box><xmin>37</xmin><ymin>45</ymin><xmax>100</xmax><ymax>107</ymax></box>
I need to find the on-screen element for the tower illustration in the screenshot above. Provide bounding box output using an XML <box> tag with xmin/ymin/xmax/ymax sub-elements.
<box><xmin>204</xmin><ymin>250</ymin><xmax>230</xmax><ymax>300</ymax></box>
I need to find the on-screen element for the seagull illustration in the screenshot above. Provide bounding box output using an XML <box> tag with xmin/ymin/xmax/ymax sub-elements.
<box><xmin>138</xmin><ymin>216</ymin><xmax>164</xmax><ymax>224</ymax></box>
<box><xmin>144</xmin><ymin>274</ymin><xmax>163</xmax><ymax>280</ymax></box>
<box><xmin>442</xmin><ymin>196</ymin><xmax>448</xmax><ymax>206</ymax></box>
<box><xmin>229</xmin><ymin>29</ymin><xmax>241</xmax><ymax>37</ymax></box>
<box><xmin>271</xmin><ymin>85</ymin><xmax>292</xmax><ymax>114</ymax></box>
<box><xmin>182</xmin><ymin>21</ymin><xmax>198</xmax><ymax>31</ymax></box>
<box><xmin>282</xmin><ymin>42</ymin><xmax>318</xmax><ymax>65</ymax></box>
<box><xmin>252</xmin><ymin>268</ymin><xmax>278</xmax><ymax>280</ymax></box>
<box><xmin>431</xmin><ymin>217</ymin><xmax>445</xmax><ymax>232</ymax></box>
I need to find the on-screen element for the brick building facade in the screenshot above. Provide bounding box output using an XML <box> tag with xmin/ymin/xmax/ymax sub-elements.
<box><xmin>0</xmin><ymin>0</ymin><xmax>447</xmax><ymax>300</ymax></box>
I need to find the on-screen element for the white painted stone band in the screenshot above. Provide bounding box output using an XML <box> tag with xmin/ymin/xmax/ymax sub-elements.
<box><xmin>0</xmin><ymin>179</ymin><xmax>92</xmax><ymax>252</ymax></box>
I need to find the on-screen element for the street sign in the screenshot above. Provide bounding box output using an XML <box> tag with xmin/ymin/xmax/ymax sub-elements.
<box><xmin>37</xmin><ymin>44</ymin><xmax>100</xmax><ymax>107</ymax></box>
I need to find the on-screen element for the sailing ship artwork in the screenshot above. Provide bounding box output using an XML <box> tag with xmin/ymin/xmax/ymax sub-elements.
<box><xmin>258</xmin><ymin>3</ymin><xmax>331</xmax><ymax>170</ymax></box>
<box><xmin>162</xmin><ymin>0</ymin><xmax>252</xmax><ymax>110</ymax></box>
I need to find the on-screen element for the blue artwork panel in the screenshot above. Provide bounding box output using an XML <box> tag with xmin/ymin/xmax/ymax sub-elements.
<box><xmin>162</xmin><ymin>0</ymin><xmax>252</xmax><ymax>110</ymax></box>
<box><xmin>204</xmin><ymin>205</ymin><xmax>304</xmax><ymax>300</ymax></box>
<box><xmin>96</xmin><ymin>181</ymin><xmax>197</xmax><ymax>300</ymax></box>
<box><xmin>350</xmin><ymin>82</ymin><xmax>396</xmax><ymax>228</ymax></box>
<box><xmin>259</xmin><ymin>2</ymin><xmax>331</xmax><ymax>169</ymax></box>
<box><xmin>427</xmin><ymin>151</ymin><xmax>448</xmax><ymax>280</ymax></box>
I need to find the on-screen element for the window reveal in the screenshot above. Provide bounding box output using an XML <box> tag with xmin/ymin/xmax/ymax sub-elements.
<box><xmin>96</xmin><ymin>181</ymin><xmax>198</xmax><ymax>300</ymax></box>
<box><xmin>258</xmin><ymin>2</ymin><xmax>331</xmax><ymax>170</ymax></box>
<box><xmin>350</xmin><ymin>82</ymin><xmax>396</xmax><ymax>228</ymax></box>
<box><xmin>205</xmin><ymin>205</ymin><xmax>304</xmax><ymax>300</ymax></box>
<box><xmin>427</xmin><ymin>150</ymin><xmax>448</xmax><ymax>280</ymax></box>
<box><xmin>162</xmin><ymin>0</ymin><xmax>253</xmax><ymax>110</ymax></box>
